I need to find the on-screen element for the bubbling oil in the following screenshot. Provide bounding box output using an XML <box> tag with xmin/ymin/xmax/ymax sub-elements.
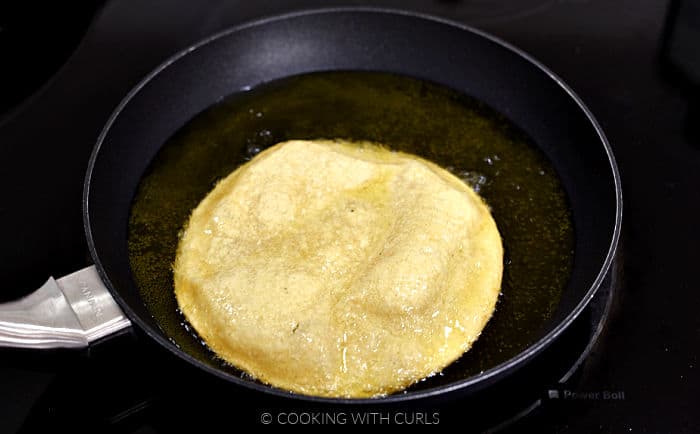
<box><xmin>127</xmin><ymin>71</ymin><xmax>574</xmax><ymax>391</ymax></box>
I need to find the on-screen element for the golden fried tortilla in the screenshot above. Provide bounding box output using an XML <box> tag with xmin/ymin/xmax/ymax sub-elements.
<box><xmin>174</xmin><ymin>139</ymin><xmax>503</xmax><ymax>397</ymax></box>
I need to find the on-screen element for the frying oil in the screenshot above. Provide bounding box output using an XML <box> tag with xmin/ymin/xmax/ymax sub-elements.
<box><xmin>127</xmin><ymin>71</ymin><xmax>574</xmax><ymax>390</ymax></box>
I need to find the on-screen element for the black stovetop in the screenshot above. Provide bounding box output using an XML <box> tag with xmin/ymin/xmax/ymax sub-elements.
<box><xmin>1</xmin><ymin>1</ymin><xmax>698</xmax><ymax>432</ymax></box>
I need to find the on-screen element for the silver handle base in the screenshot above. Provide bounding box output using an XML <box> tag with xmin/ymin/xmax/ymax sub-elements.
<box><xmin>0</xmin><ymin>266</ymin><xmax>132</xmax><ymax>349</ymax></box>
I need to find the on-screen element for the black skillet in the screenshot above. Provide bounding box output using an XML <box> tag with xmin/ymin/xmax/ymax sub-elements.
<box><xmin>1</xmin><ymin>8</ymin><xmax>621</xmax><ymax>405</ymax></box>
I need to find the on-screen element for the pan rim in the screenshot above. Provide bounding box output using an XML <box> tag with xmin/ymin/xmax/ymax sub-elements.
<box><xmin>83</xmin><ymin>6</ymin><xmax>623</xmax><ymax>404</ymax></box>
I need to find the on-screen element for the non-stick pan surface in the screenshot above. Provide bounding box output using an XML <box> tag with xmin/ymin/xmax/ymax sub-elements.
<box><xmin>84</xmin><ymin>8</ymin><xmax>621</xmax><ymax>403</ymax></box>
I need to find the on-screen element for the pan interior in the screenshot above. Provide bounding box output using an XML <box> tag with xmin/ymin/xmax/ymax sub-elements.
<box><xmin>127</xmin><ymin>71</ymin><xmax>573</xmax><ymax>394</ymax></box>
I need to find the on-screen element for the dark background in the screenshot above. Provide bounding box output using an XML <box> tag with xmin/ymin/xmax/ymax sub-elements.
<box><xmin>0</xmin><ymin>0</ymin><xmax>698</xmax><ymax>432</ymax></box>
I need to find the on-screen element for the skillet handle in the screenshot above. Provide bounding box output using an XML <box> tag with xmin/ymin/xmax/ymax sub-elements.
<box><xmin>0</xmin><ymin>266</ymin><xmax>131</xmax><ymax>349</ymax></box>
